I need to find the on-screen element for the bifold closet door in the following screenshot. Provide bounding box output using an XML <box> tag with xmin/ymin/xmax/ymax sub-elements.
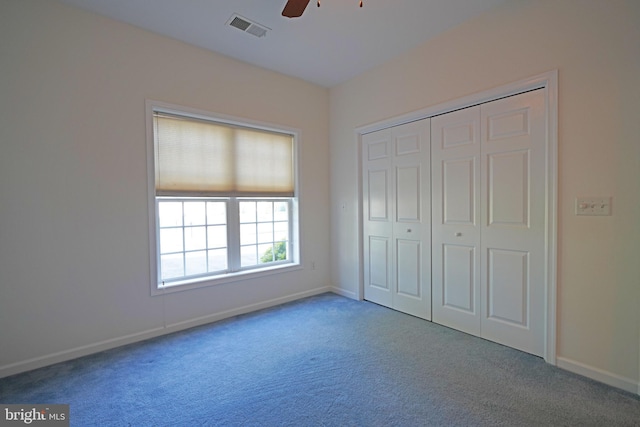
<box><xmin>479</xmin><ymin>90</ymin><xmax>546</xmax><ymax>356</ymax></box>
<box><xmin>431</xmin><ymin>106</ymin><xmax>482</xmax><ymax>337</ymax></box>
<box><xmin>362</xmin><ymin>119</ymin><xmax>431</xmax><ymax>320</ymax></box>
<box><xmin>432</xmin><ymin>89</ymin><xmax>546</xmax><ymax>357</ymax></box>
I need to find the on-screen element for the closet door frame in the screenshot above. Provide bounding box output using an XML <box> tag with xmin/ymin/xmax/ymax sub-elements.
<box><xmin>356</xmin><ymin>70</ymin><xmax>558</xmax><ymax>365</ymax></box>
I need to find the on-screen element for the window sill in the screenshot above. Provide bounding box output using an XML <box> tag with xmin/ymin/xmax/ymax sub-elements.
<box><xmin>151</xmin><ymin>262</ymin><xmax>302</xmax><ymax>296</ymax></box>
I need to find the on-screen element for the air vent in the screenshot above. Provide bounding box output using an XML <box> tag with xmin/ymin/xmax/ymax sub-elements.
<box><xmin>227</xmin><ymin>14</ymin><xmax>270</xmax><ymax>38</ymax></box>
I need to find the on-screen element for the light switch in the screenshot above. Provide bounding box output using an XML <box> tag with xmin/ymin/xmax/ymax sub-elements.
<box><xmin>575</xmin><ymin>197</ymin><xmax>611</xmax><ymax>216</ymax></box>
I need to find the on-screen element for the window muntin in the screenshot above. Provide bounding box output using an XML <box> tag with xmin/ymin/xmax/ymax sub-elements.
<box><xmin>148</xmin><ymin>103</ymin><xmax>299</xmax><ymax>291</ymax></box>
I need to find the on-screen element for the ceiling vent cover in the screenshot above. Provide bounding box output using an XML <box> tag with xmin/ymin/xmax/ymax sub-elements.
<box><xmin>227</xmin><ymin>14</ymin><xmax>269</xmax><ymax>38</ymax></box>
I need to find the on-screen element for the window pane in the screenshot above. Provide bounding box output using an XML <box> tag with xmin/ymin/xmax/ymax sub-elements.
<box><xmin>273</xmin><ymin>240</ymin><xmax>288</xmax><ymax>261</ymax></box>
<box><xmin>240</xmin><ymin>223</ymin><xmax>257</xmax><ymax>245</ymax></box>
<box><xmin>185</xmin><ymin>251</ymin><xmax>207</xmax><ymax>276</ymax></box>
<box><xmin>257</xmin><ymin>222</ymin><xmax>273</xmax><ymax>244</ymax></box>
<box><xmin>160</xmin><ymin>228</ymin><xmax>183</xmax><ymax>253</ymax></box>
<box><xmin>274</xmin><ymin>201</ymin><xmax>288</xmax><ymax>221</ymax></box>
<box><xmin>159</xmin><ymin>202</ymin><xmax>183</xmax><ymax>227</ymax></box>
<box><xmin>207</xmin><ymin>225</ymin><xmax>226</xmax><ymax>249</ymax></box>
<box><xmin>161</xmin><ymin>253</ymin><xmax>184</xmax><ymax>280</ymax></box>
<box><xmin>257</xmin><ymin>201</ymin><xmax>273</xmax><ymax>222</ymax></box>
<box><xmin>239</xmin><ymin>201</ymin><xmax>256</xmax><ymax>223</ymax></box>
<box><xmin>207</xmin><ymin>202</ymin><xmax>226</xmax><ymax>225</ymax></box>
<box><xmin>184</xmin><ymin>226</ymin><xmax>206</xmax><ymax>251</ymax></box>
<box><xmin>274</xmin><ymin>221</ymin><xmax>288</xmax><ymax>241</ymax></box>
<box><xmin>241</xmin><ymin>245</ymin><xmax>258</xmax><ymax>267</ymax></box>
<box><xmin>208</xmin><ymin>249</ymin><xmax>227</xmax><ymax>272</ymax></box>
<box><xmin>258</xmin><ymin>243</ymin><xmax>275</xmax><ymax>264</ymax></box>
<box><xmin>184</xmin><ymin>202</ymin><xmax>206</xmax><ymax>226</ymax></box>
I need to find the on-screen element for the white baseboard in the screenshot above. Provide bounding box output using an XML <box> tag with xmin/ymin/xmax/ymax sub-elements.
<box><xmin>0</xmin><ymin>327</ymin><xmax>167</xmax><ymax>379</ymax></box>
<box><xmin>164</xmin><ymin>286</ymin><xmax>333</xmax><ymax>332</ymax></box>
<box><xmin>556</xmin><ymin>356</ymin><xmax>640</xmax><ymax>395</ymax></box>
<box><xmin>329</xmin><ymin>286</ymin><xmax>358</xmax><ymax>300</ymax></box>
<box><xmin>0</xmin><ymin>286</ymin><xmax>333</xmax><ymax>379</ymax></box>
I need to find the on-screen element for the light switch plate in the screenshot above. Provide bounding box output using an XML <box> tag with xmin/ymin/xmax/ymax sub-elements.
<box><xmin>575</xmin><ymin>197</ymin><xmax>611</xmax><ymax>216</ymax></box>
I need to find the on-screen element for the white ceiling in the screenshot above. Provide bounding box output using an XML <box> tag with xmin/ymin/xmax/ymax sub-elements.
<box><xmin>56</xmin><ymin>0</ymin><xmax>506</xmax><ymax>88</ymax></box>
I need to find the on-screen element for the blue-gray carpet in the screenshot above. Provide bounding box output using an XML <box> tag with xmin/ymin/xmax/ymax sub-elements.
<box><xmin>1</xmin><ymin>293</ymin><xmax>639</xmax><ymax>426</ymax></box>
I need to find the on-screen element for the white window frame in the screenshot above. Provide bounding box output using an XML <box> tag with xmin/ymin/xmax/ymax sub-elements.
<box><xmin>146</xmin><ymin>100</ymin><xmax>301</xmax><ymax>295</ymax></box>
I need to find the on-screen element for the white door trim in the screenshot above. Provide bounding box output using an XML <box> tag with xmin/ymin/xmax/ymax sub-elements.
<box><xmin>356</xmin><ymin>70</ymin><xmax>558</xmax><ymax>365</ymax></box>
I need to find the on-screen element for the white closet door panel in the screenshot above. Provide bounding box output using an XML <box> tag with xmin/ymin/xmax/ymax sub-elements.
<box><xmin>368</xmin><ymin>169</ymin><xmax>390</xmax><ymax>221</ymax></box>
<box><xmin>487</xmin><ymin>150</ymin><xmax>530</xmax><ymax>227</ymax></box>
<box><xmin>431</xmin><ymin>106</ymin><xmax>481</xmax><ymax>334</ymax></box>
<box><xmin>443</xmin><ymin>244</ymin><xmax>476</xmax><ymax>312</ymax></box>
<box><xmin>480</xmin><ymin>89</ymin><xmax>546</xmax><ymax>357</ymax></box>
<box><xmin>443</xmin><ymin>158</ymin><xmax>476</xmax><ymax>225</ymax></box>
<box><xmin>363</xmin><ymin>129</ymin><xmax>393</xmax><ymax>307</ymax></box>
<box><xmin>368</xmin><ymin>236</ymin><xmax>391</xmax><ymax>291</ymax></box>
<box><xmin>392</xmin><ymin>120</ymin><xmax>431</xmax><ymax>320</ymax></box>
<box><xmin>396</xmin><ymin>239</ymin><xmax>421</xmax><ymax>297</ymax></box>
<box><xmin>396</xmin><ymin>165</ymin><xmax>421</xmax><ymax>221</ymax></box>
<box><xmin>487</xmin><ymin>248</ymin><xmax>529</xmax><ymax>326</ymax></box>
<box><xmin>433</xmin><ymin>243</ymin><xmax>480</xmax><ymax>335</ymax></box>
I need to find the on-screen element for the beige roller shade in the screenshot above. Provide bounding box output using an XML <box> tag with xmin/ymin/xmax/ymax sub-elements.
<box><xmin>154</xmin><ymin>112</ymin><xmax>294</xmax><ymax>197</ymax></box>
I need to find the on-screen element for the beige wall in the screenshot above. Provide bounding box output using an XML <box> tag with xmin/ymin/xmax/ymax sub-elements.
<box><xmin>330</xmin><ymin>0</ymin><xmax>639</xmax><ymax>388</ymax></box>
<box><xmin>0</xmin><ymin>0</ymin><xmax>330</xmax><ymax>375</ymax></box>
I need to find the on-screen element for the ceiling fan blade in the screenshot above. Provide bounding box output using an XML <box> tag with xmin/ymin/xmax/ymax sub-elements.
<box><xmin>282</xmin><ymin>0</ymin><xmax>311</xmax><ymax>18</ymax></box>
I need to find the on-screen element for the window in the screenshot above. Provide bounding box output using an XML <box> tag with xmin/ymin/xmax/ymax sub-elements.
<box><xmin>147</xmin><ymin>102</ymin><xmax>300</xmax><ymax>292</ymax></box>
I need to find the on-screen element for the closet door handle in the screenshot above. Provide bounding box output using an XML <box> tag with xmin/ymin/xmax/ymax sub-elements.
<box><xmin>455</xmin><ymin>232</ymin><xmax>462</xmax><ymax>237</ymax></box>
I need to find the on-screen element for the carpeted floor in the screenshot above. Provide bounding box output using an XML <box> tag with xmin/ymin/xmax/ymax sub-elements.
<box><xmin>1</xmin><ymin>293</ymin><xmax>639</xmax><ymax>426</ymax></box>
